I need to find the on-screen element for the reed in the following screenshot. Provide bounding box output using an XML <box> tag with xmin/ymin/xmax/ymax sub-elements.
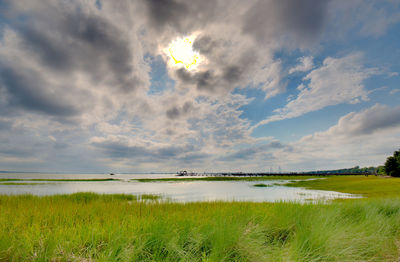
<box><xmin>1</xmin><ymin>193</ymin><xmax>399</xmax><ymax>261</ymax></box>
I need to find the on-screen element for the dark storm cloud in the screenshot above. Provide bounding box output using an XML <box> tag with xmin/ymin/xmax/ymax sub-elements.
<box><xmin>145</xmin><ymin>0</ymin><xmax>188</xmax><ymax>31</ymax></box>
<box><xmin>176</xmin><ymin>68</ymin><xmax>220</xmax><ymax>93</ymax></box>
<box><xmin>166</xmin><ymin>106</ymin><xmax>180</xmax><ymax>120</ymax></box>
<box><xmin>18</xmin><ymin>25</ymin><xmax>72</xmax><ymax>71</ymax></box>
<box><xmin>193</xmin><ymin>35</ymin><xmax>218</xmax><ymax>55</ymax></box>
<box><xmin>14</xmin><ymin>10</ymin><xmax>140</xmax><ymax>92</ymax></box>
<box><xmin>166</xmin><ymin>101</ymin><xmax>194</xmax><ymax>120</ymax></box>
<box><xmin>195</xmin><ymin>70</ymin><xmax>215</xmax><ymax>91</ymax></box>
<box><xmin>223</xmin><ymin>66</ymin><xmax>242</xmax><ymax>83</ymax></box>
<box><xmin>175</xmin><ymin>45</ymin><xmax>260</xmax><ymax>94</ymax></box>
<box><xmin>0</xmin><ymin>65</ymin><xmax>79</xmax><ymax>117</ymax></box>
<box><xmin>243</xmin><ymin>0</ymin><xmax>331</xmax><ymax>44</ymax></box>
<box><xmin>144</xmin><ymin>0</ymin><xmax>219</xmax><ymax>34</ymax></box>
<box><xmin>176</xmin><ymin>68</ymin><xmax>194</xmax><ymax>83</ymax></box>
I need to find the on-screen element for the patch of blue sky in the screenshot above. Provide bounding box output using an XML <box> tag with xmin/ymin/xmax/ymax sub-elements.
<box><xmin>0</xmin><ymin>1</ymin><xmax>10</xmax><ymax>40</ymax></box>
<box><xmin>146</xmin><ymin>54</ymin><xmax>175</xmax><ymax>95</ymax></box>
<box><xmin>234</xmin><ymin>65</ymin><xmax>311</xmax><ymax>125</ymax></box>
<box><xmin>234</xmin><ymin>88</ymin><xmax>288</xmax><ymax>125</ymax></box>
<box><xmin>273</xmin><ymin>49</ymin><xmax>312</xmax><ymax>71</ymax></box>
<box><xmin>95</xmin><ymin>0</ymin><xmax>102</xmax><ymax>10</ymax></box>
<box><xmin>361</xmin><ymin>25</ymin><xmax>400</xmax><ymax>73</ymax></box>
<box><xmin>238</xmin><ymin>17</ymin><xmax>400</xmax><ymax>142</ymax></box>
<box><xmin>0</xmin><ymin>25</ymin><xmax>4</xmax><ymax>42</ymax></box>
<box><xmin>367</xmin><ymin>78</ymin><xmax>400</xmax><ymax>107</ymax></box>
<box><xmin>236</xmin><ymin>70</ymin><xmax>398</xmax><ymax>143</ymax></box>
<box><xmin>320</xmin><ymin>19</ymin><xmax>400</xmax><ymax>72</ymax></box>
<box><xmin>245</xmin><ymin>78</ymin><xmax>399</xmax><ymax>143</ymax></box>
<box><xmin>244</xmin><ymin>77</ymin><xmax>398</xmax><ymax>143</ymax></box>
<box><xmin>255</xmin><ymin>102</ymin><xmax>373</xmax><ymax>142</ymax></box>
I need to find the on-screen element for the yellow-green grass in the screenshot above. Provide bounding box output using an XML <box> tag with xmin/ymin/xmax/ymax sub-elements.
<box><xmin>1</xmin><ymin>193</ymin><xmax>400</xmax><ymax>261</ymax></box>
<box><xmin>134</xmin><ymin>176</ymin><xmax>314</xmax><ymax>182</ymax></box>
<box><xmin>285</xmin><ymin>175</ymin><xmax>400</xmax><ymax>198</ymax></box>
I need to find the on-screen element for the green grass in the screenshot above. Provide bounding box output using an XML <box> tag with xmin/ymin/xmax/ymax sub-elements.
<box><xmin>134</xmin><ymin>176</ymin><xmax>314</xmax><ymax>182</ymax></box>
<box><xmin>285</xmin><ymin>175</ymin><xmax>400</xmax><ymax>198</ymax></box>
<box><xmin>0</xmin><ymin>193</ymin><xmax>400</xmax><ymax>261</ymax></box>
<box><xmin>0</xmin><ymin>178</ymin><xmax>119</xmax><ymax>182</ymax></box>
<box><xmin>253</xmin><ymin>183</ymin><xmax>272</xmax><ymax>187</ymax></box>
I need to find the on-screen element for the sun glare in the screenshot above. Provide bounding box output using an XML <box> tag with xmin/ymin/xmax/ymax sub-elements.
<box><xmin>166</xmin><ymin>36</ymin><xmax>203</xmax><ymax>70</ymax></box>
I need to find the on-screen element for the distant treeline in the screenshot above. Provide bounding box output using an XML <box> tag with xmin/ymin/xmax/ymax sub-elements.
<box><xmin>304</xmin><ymin>166</ymin><xmax>384</xmax><ymax>175</ymax></box>
<box><xmin>207</xmin><ymin>166</ymin><xmax>384</xmax><ymax>177</ymax></box>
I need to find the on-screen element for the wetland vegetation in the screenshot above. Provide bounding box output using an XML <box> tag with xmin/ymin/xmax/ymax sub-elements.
<box><xmin>0</xmin><ymin>192</ymin><xmax>399</xmax><ymax>261</ymax></box>
<box><xmin>1</xmin><ymin>176</ymin><xmax>400</xmax><ymax>261</ymax></box>
<box><xmin>285</xmin><ymin>175</ymin><xmax>400</xmax><ymax>198</ymax></box>
<box><xmin>253</xmin><ymin>183</ymin><xmax>272</xmax><ymax>187</ymax></box>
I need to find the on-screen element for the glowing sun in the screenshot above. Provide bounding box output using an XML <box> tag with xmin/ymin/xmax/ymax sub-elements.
<box><xmin>166</xmin><ymin>35</ymin><xmax>203</xmax><ymax>70</ymax></box>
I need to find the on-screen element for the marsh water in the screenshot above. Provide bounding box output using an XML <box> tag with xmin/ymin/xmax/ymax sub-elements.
<box><xmin>0</xmin><ymin>173</ymin><xmax>360</xmax><ymax>202</ymax></box>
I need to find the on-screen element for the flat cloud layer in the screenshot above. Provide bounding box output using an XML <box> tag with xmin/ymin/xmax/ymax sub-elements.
<box><xmin>0</xmin><ymin>0</ymin><xmax>399</xmax><ymax>172</ymax></box>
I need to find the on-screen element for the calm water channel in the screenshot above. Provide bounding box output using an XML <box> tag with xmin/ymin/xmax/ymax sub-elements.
<box><xmin>0</xmin><ymin>173</ymin><xmax>360</xmax><ymax>202</ymax></box>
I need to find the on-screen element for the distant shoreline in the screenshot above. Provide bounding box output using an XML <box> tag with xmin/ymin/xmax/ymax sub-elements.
<box><xmin>177</xmin><ymin>172</ymin><xmax>375</xmax><ymax>177</ymax></box>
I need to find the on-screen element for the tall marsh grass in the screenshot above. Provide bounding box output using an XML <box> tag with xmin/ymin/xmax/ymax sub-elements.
<box><xmin>0</xmin><ymin>193</ymin><xmax>399</xmax><ymax>261</ymax></box>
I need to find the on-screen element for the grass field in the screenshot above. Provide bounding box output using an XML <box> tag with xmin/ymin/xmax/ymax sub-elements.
<box><xmin>285</xmin><ymin>175</ymin><xmax>400</xmax><ymax>198</ymax></box>
<box><xmin>0</xmin><ymin>193</ymin><xmax>400</xmax><ymax>261</ymax></box>
<box><xmin>1</xmin><ymin>176</ymin><xmax>400</xmax><ymax>261</ymax></box>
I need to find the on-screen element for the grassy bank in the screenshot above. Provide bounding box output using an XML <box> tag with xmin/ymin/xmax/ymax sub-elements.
<box><xmin>1</xmin><ymin>193</ymin><xmax>400</xmax><ymax>261</ymax></box>
<box><xmin>285</xmin><ymin>175</ymin><xmax>400</xmax><ymax>198</ymax></box>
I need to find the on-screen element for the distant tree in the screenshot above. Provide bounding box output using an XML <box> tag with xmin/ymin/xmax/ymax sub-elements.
<box><xmin>376</xmin><ymin>166</ymin><xmax>385</xmax><ymax>175</ymax></box>
<box><xmin>384</xmin><ymin>150</ymin><xmax>400</xmax><ymax>177</ymax></box>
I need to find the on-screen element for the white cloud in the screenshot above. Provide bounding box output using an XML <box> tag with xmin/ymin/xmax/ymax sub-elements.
<box><xmin>278</xmin><ymin>104</ymin><xmax>400</xmax><ymax>170</ymax></box>
<box><xmin>0</xmin><ymin>0</ymin><xmax>399</xmax><ymax>172</ymax></box>
<box><xmin>288</xmin><ymin>56</ymin><xmax>314</xmax><ymax>74</ymax></box>
<box><xmin>390</xmin><ymin>89</ymin><xmax>400</xmax><ymax>95</ymax></box>
<box><xmin>253</xmin><ymin>53</ymin><xmax>378</xmax><ymax>129</ymax></box>
<box><xmin>192</xmin><ymin>104</ymin><xmax>400</xmax><ymax>172</ymax></box>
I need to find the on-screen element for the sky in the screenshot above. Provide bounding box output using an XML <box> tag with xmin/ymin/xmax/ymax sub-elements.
<box><xmin>0</xmin><ymin>0</ymin><xmax>400</xmax><ymax>173</ymax></box>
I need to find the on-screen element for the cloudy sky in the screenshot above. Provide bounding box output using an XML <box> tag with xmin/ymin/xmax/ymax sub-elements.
<box><xmin>0</xmin><ymin>0</ymin><xmax>399</xmax><ymax>173</ymax></box>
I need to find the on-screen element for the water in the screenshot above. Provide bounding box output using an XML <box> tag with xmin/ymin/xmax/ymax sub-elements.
<box><xmin>0</xmin><ymin>173</ymin><xmax>360</xmax><ymax>202</ymax></box>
